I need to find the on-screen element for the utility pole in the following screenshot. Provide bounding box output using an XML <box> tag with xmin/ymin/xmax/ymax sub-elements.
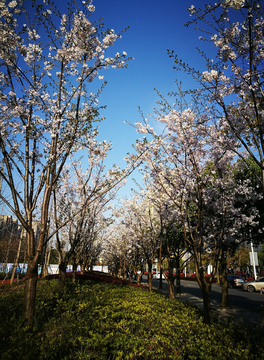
<box><xmin>250</xmin><ymin>241</ymin><xmax>257</xmax><ymax>280</ymax></box>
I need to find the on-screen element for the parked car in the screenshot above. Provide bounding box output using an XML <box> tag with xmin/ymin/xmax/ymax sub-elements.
<box><xmin>242</xmin><ymin>277</ymin><xmax>264</xmax><ymax>292</ymax></box>
<box><xmin>152</xmin><ymin>272</ymin><xmax>165</xmax><ymax>279</ymax></box>
<box><xmin>225</xmin><ymin>274</ymin><xmax>245</xmax><ymax>288</ymax></box>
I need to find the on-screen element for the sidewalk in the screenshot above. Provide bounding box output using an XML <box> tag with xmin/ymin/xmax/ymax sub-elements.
<box><xmin>155</xmin><ymin>286</ymin><xmax>264</xmax><ymax>329</ymax></box>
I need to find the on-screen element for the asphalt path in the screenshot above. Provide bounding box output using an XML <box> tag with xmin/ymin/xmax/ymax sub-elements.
<box><xmin>143</xmin><ymin>276</ymin><xmax>264</xmax><ymax>312</ymax></box>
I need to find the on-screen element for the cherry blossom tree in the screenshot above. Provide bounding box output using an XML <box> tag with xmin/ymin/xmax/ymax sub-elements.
<box><xmin>52</xmin><ymin>154</ymin><xmax>124</xmax><ymax>291</ymax></box>
<box><xmin>170</xmin><ymin>0</ymin><xmax>264</xmax><ymax>195</ymax></box>
<box><xmin>122</xmin><ymin>195</ymin><xmax>162</xmax><ymax>289</ymax></box>
<box><xmin>134</xmin><ymin>181</ymin><xmax>188</xmax><ymax>297</ymax></box>
<box><xmin>166</xmin><ymin>0</ymin><xmax>264</xmax><ymax>311</ymax></box>
<box><xmin>102</xmin><ymin>220</ymin><xmax>138</xmax><ymax>279</ymax></box>
<box><xmin>0</xmin><ymin>0</ymin><xmax>131</xmax><ymax>327</ymax></box>
<box><xmin>132</xmin><ymin>94</ymin><xmax>260</xmax><ymax>323</ymax></box>
<box><xmin>103</xmin><ymin>194</ymin><xmax>162</xmax><ymax>288</ymax></box>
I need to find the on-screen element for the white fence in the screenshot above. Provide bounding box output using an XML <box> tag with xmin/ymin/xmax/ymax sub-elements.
<box><xmin>0</xmin><ymin>263</ymin><xmax>108</xmax><ymax>275</ymax></box>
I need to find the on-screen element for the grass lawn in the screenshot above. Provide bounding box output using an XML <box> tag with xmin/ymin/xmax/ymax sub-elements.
<box><xmin>0</xmin><ymin>274</ymin><xmax>264</xmax><ymax>359</ymax></box>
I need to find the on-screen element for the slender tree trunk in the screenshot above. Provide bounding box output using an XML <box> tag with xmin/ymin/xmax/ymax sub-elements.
<box><xmin>40</xmin><ymin>239</ymin><xmax>47</xmax><ymax>278</ymax></box>
<box><xmin>59</xmin><ymin>260</ymin><xmax>67</xmax><ymax>292</ymax></box>
<box><xmin>201</xmin><ymin>279</ymin><xmax>212</xmax><ymax>325</ymax></box>
<box><xmin>168</xmin><ymin>267</ymin><xmax>175</xmax><ymax>299</ymax></box>
<box><xmin>158</xmin><ymin>237</ymin><xmax>163</xmax><ymax>289</ymax></box>
<box><xmin>167</xmin><ymin>260</ymin><xmax>175</xmax><ymax>298</ymax></box>
<box><xmin>147</xmin><ymin>260</ymin><xmax>153</xmax><ymax>290</ymax></box>
<box><xmin>10</xmin><ymin>236</ymin><xmax>22</xmax><ymax>286</ymax></box>
<box><xmin>72</xmin><ymin>262</ymin><xmax>77</xmax><ymax>283</ymax></box>
<box><xmin>216</xmin><ymin>271</ymin><xmax>220</xmax><ymax>284</ymax></box>
<box><xmin>175</xmin><ymin>255</ymin><xmax>181</xmax><ymax>294</ymax></box>
<box><xmin>43</xmin><ymin>246</ymin><xmax>51</xmax><ymax>277</ymax></box>
<box><xmin>159</xmin><ymin>270</ymin><xmax>163</xmax><ymax>289</ymax></box>
<box><xmin>81</xmin><ymin>264</ymin><xmax>85</xmax><ymax>274</ymax></box>
<box><xmin>132</xmin><ymin>265</ymin><xmax>137</xmax><ymax>281</ymax></box>
<box><xmin>23</xmin><ymin>226</ymin><xmax>44</xmax><ymax>328</ymax></box>
<box><xmin>168</xmin><ymin>279</ymin><xmax>174</xmax><ymax>299</ymax></box>
<box><xmin>221</xmin><ymin>249</ymin><xmax>230</xmax><ymax>308</ymax></box>
<box><xmin>3</xmin><ymin>236</ymin><xmax>12</xmax><ymax>274</ymax></box>
<box><xmin>122</xmin><ymin>265</ymin><xmax>127</xmax><ymax>280</ymax></box>
<box><xmin>197</xmin><ymin>267</ymin><xmax>213</xmax><ymax>325</ymax></box>
<box><xmin>23</xmin><ymin>260</ymin><xmax>38</xmax><ymax>328</ymax></box>
<box><xmin>176</xmin><ymin>273</ymin><xmax>181</xmax><ymax>294</ymax></box>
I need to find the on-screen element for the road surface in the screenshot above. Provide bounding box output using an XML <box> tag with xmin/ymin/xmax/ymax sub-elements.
<box><xmin>142</xmin><ymin>276</ymin><xmax>264</xmax><ymax>327</ymax></box>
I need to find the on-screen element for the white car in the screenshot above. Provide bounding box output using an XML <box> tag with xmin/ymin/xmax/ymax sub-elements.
<box><xmin>242</xmin><ymin>277</ymin><xmax>264</xmax><ymax>292</ymax></box>
<box><xmin>152</xmin><ymin>272</ymin><xmax>165</xmax><ymax>279</ymax></box>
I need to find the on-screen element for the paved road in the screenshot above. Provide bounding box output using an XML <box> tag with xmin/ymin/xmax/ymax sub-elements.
<box><xmin>142</xmin><ymin>276</ymin><xmax>264</xmax><ymax>328</ymax></box>
<box><xmin>179</xmin><ymin>279</ymin><xmax>264</xmax><ymax>311</ymax></box>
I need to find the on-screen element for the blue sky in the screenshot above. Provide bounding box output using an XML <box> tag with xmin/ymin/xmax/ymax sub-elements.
<box><xmin>85</xmin><ymin>0</ymin><xmax>212</xmax><ymax>200</ymax></box>
<box><xmin>2</xmin><ymin>0</ymin><xmax>212</xmax><ymax>216</ymax></box>
<box><xmin>1</xmin><ymin>0</ymin><xmax>241</xmax><ymax>215</ymax></box>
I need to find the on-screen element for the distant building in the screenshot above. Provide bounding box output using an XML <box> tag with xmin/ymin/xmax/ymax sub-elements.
<box><xmin>0</xmin><ymin>215</ymin><xmax>22</xmax><ymax>240</ymax></box>
<box><xmin>0</xmin><ymin>215</ymin><xmax>40</xmax><ymax>241</ymax></box>
<box><xmin>0</xmin><ymin>215</ymin><xmax>40</xmax><ymax>263</ymax></box>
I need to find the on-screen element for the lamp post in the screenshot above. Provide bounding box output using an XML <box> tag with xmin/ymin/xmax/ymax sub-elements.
<box><xmin>250</xmin><ymin>240</ymin><xmax>257</xmax><ymax>280</ymax></box>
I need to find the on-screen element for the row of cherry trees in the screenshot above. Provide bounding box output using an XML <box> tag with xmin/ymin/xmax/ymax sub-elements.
<box><xmin>1</xmin><ymin>0</ymin><xmax>263</xmax><ymax>329</ymax></box>
<box><xmin>105</xmin><ymin>0</ymin><xmax>264</xmax><ymax>324</ymax></box>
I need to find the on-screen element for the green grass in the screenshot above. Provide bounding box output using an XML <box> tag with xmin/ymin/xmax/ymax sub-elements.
<box><xmin>0</xmin><ymin>279</ymin><xmax>263</xmax><ymax>359</ymax></box>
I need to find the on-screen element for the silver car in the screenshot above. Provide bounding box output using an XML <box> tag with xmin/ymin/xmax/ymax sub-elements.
<box><xmin>242</xmin><ymin>277</ymin><xmax>264</xmax><ymax>292</ymax></box>
<box><xmin>152</xmin><ymin>272</ymin><xmax>165</xmax><ymax>279</ymax></box>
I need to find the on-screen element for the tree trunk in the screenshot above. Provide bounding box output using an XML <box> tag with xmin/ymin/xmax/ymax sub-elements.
<box><xmin>147</xmin><ymin>260</ymin><xmax>153</xmax><ymax>290</ymax></box>
<box><xmin>23</xmin><ymin>261</ymin><xmax>38</xmax><ymax>328</ymax></box>
<box><xmin>168</xmin><ymin>278</ymin><xmax>175</xmax><ymax>299</ymax></box>
<box><xmin>176</xmin><ymin>272</ymin><xmax>181</xmax><ymax>294</ymax></box>
<box><xmin>23</xmin><ymin>226</ymin><xmax>44</xmax><ymax>328</ymax></box>
<box><xmin>216</xmin><ymin>271</ymin><xmax>220</xmax><ymax>284</ymax></box>
<box><xmin>197</xmin><ymin>267</ymin><xmax>213</xmax><ymax>325</ymax></box>
<box><xmin>167</xmin><ymin>261</ymin><xmax>175</xmax><ymax>298</ymax></box>
<box><xmin>72</xmin><ymin>262</ymin><xmax>77</xmax><ymax>283</ymax></box>
<box><xmin>201</xmin><ymin>279</ymin><xmax>212</xmax><ymax>325</ymax></box>
<box><xmin>43</xmin><ymin>247</ymin><xmax>51</xmax><ymax>277</ymax></box>
<box><xmin>122</xmin><ymin>266</ymin><xmax>127</xmax><ymax>280</ymax></box>
<box><xmin>3</xmin><ymin>236</ymin><xmax>12</xmax><ymax>274</ymax></box>
<box><xmin>80</xmin><ymin>264</ymin><xmax>85</xmax><ymax>274</ymax></box>
<box><xmin>59</xmin><ymin>261</ymin><xmax>67</xmax><ymax>293</ymax></box>
<box><xmin>221</xmin><ymin>252</ymin><xmax>230</xmax><ymax>308</ymax></box>
<box><xmin>175</xmin><ymin>255</ymin><xmax>181</xmax><ymax>294</ymax></box>
<box><xmin>158</xmin><ymin>270</ymin><xmax>163</xmax><ymax>288</ymax></box>
<box><xmin>10</xmin><ymin>236</ymin><xmax>22</xmax><ymax>286</ymax></box>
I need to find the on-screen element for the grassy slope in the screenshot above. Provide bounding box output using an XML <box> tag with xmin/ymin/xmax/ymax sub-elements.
<box><xmin>0</xmin><ymin>276</ymin><xmax>263</xmax><ymax>359</ymax></box>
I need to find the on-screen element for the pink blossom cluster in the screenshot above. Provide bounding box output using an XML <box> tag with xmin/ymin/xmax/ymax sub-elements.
<box><xmin>132</xmin><ymin>102</ymin><xmax>261</xmax><ymax>253</ymax></box>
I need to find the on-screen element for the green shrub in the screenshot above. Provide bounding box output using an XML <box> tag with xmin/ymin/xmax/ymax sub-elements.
<box><xmin>0</xmin><ymin>279</ymin><xmax>263</xmax><ymax>359</ymax></box>
<box><xmin>0</xmin><ymin>271</ymin><xmax>9</xmax><ymax>280</ymax></box>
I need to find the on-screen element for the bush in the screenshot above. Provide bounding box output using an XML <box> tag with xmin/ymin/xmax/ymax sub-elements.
<box><xmin>0</xmin><ymin>271</ymin><xmax>9</xmax><ymax>280</ymax></box>
<box><xmin>0</xmin><ymin>277</ymin><xmax>263</xmax><ymax>359</ymax></box>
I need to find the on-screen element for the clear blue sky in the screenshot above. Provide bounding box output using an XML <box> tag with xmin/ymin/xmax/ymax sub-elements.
<box><xmin>1</xmin><ymin>0</ymin><xmax>230</xmax><ymax>216</ymax></box>
<box><xmin>85</xmin><ymin>0</ymin><xmax>212</xmax><ymax>200</ymax></box>
<box><xmin>2</xmin><ymin>0</ymin><xmax>212</xmax><ymax>216</ymax></box>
